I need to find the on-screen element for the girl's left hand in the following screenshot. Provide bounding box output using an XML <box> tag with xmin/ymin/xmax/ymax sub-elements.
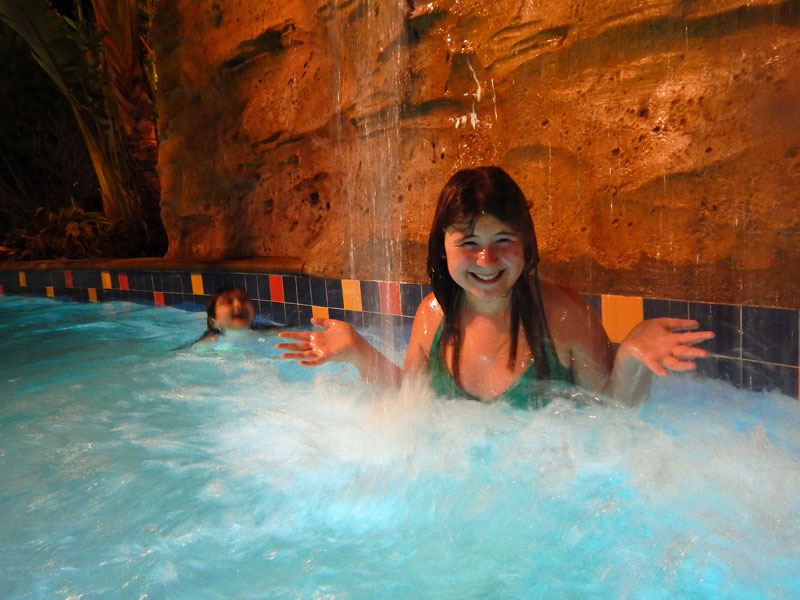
<box><xmin>617</xmin><ymin>318</ymin><xmax>715</xmax><ymax>376</ymax></box>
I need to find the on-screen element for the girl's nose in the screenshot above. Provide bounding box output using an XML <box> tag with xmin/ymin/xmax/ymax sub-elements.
<box><xmin>476</xmin><ymin>247</ymin><xmax>497</xmax><ymax>266</ymax></box>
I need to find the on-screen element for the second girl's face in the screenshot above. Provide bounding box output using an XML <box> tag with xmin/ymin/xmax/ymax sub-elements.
<box><xmin>443</xmin><ymin>214</ymin><xmax>525</xmax><ymax>306</ymax></box>
<box><xmin>213</xmin><ymin>289</ymin><xmax>255</xmax><ymax>328</ymax></box>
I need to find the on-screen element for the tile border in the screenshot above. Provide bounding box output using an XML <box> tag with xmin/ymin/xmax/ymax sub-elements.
<box><xmin>1</xmin><ymin>267</ymin><xmax>797</xmax><ymax>399</ymax></box>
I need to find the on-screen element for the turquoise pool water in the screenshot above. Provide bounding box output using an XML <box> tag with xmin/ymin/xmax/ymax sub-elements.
<box><xmin>1</xmin><ymin>295</ymin><xmax>799</xmax><ymax>599</ymax></box>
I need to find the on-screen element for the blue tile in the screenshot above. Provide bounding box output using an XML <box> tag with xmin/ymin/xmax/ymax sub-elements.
<box><xmin>344</xmin><ymin>310</ymin><xmax>364</xmax><ymax>328</ymax></box>
<box><xmin>269</xmin><ymin>301</ymin><xmax>287</xmax><ymax>325</ymax></box>
<box><xmin>283</xmin><ymin>303</ymin><xmax>302</xmax><ymax>326</ymax></box>
<box><xmin>688</xmin><ymin>302</ymin><xmax>740</xmax><ymax>359</ymax></box>
<box><xmin>695</xmin><ymin>355</ymin><xmax>742</xmax><ymax>386</ymax></box>
<box><xmin>245</xmin><ymin>274</ymin><xmax>259</xmax><ymax>297</ymax></box>
<box><xmin>741</xmin><ymin>306</ymin><xmax>799</xmax><ymax>366</ymax></box>
<box><xmin>256</xmin><ymin>275</ymin><xmax>270</xmax><ymax>301</ymax></box>
<box><xmin>296</xmin><ymin>277</ymin><xmax>312</xmax><ymax>305</ymax></box>
<box><xmin>310</xmin><ymin>277</ymin><xmax>327</xmax><ymax>306</ymax></box>
<box><xmin>298</xmin><ymin>304</ymin><xmax>313</xmax><ymax>325</ymax></box>
<box><xmin>741</xmin><ymin>361</ymin><xmax>799</xmax><ymax>397</ymax></box>
<box><xmin>421</xmin><ymin>283</ymin><xmax>433</xmax><ymax>297</ymax></box>
<box><xmin>282</xmin><ymin>276</ymin><xmax>298</xmax><ymax>303</ymax></box>
<box><xmin>233</xmin><ymin>273</ymin><xmax>247</xmax><ymax>290</ymax></box>
<box><xmin>400</xmin><ymin>283</ymin><xmax>422</xmax><ymax>317</ymax></box>
<box><xmin>360</xmin><ymin>280</ymin><xmax>381</xmax><ymax>313</ymax></box>
<box><xmin>325</xmin><ymin>278</ymin><xmax>344</xmax><ymax>308</ymax></box>
<box><xmin>643</xmin><ymin>298</ymin><xmax>689</xmax><ymax>320</ymax></box>
<box><xmin>583</xmin><ymin>293</ymin><xmax>602</xmax><ymax>319</ymax></box>
<box><xmin>221</xmin><ymin>273</ymin><xmax>236</xmax><ymax>288</ymax></box>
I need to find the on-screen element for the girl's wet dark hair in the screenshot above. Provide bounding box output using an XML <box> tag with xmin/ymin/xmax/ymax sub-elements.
<box><xmin>426</xmin><ymin>166</ymin><xmax>556</xmax><ymax>383</ymax></box>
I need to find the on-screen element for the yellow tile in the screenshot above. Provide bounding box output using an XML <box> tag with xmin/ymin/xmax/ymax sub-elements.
<box><xmin>191</xmin><ymin>273</ymin><xmax>204</xmax><ymax>295</ymax></box>
<box><xmin>46</xmin><ymin>286</ymin><xmax>54</xmax><ymax>297</ymax></box>
<box><xmin>312</xmin><ymin>305</ymin><xmax>329</xmax><ymax>320</ymax></box>
<box><xmin>341</xmin><ymin>279</ymin><xmax>363</xmax><ymax>312</ymax></box>
<box><xmin>601</xmin><ymin>294</ymin><xmax>643</xmax><ymax>343</ymax></box>
<box><xmin>88</xmin><ymin>288</ymin><xmax>98</xmax><ymax>303</ymax></box>
<box><xmin>101</xmin><ymin>271</ymin><xmax>112</xmax><ymax>289</ymax></box>
<box><xmin>18</xmin><ymin>272</ymin><xmax>26</xmax><ymax>286</ymax></box>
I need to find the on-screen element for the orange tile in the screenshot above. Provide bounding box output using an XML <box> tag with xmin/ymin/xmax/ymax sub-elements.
<box><xmin>601</xmin><ymin>294</ymin><xmax>644</xmax><ymax>343</ymax></box>
<box><xmin>312</xmin><ymin>305</ymin><xmax>329</xmax><ymax>320</ymax></box>
<box><xmin>269</xmin><ymin>275</ymin><xmax>284</xmax><ymax>302</ymax></box>
<box><xmin>154</xmin><ymin>291</ymin><xmax>165</xmax><ymax>306</ymax></box>
<box><xmin>88</xmin><ymin>288</ymin><xmax>97</xmax><ymax>303</ymax></box>
<box><xmin>46</xmin><ymin>286</ymin><xmax>54</xmax><ymax>297</ymax></box>
<box><xmin>101</xmin><ymin>271</ymin><xmax>112</xmax><ymax>289</ymax></box>
<box><xmin>18</xmin><ymin>272</ymin><xmax>26</xmax><ymax>287</ymax></box>
<box><xmin>64</xmin><ymin>271</ymin><xmax>73</xmax><ymax>288</ymax></box>
<box><xmin>379</xmin><ymin>281</ymin><xmax>402</xmax><ymax>316</ymax></box>
<box><xmin>342</xmin><ymin>279</ymin><xmax>363</xmax><ymax>312</ymax></box>
<box><xmin>191</xmin><ymin>273</ymin><xmax>204</xmax><ymax>295</ymax></box>
<box><xmin>118</xmin><ymin>273</ymin><xmax>129</xmax><ymax>290</ymax></box>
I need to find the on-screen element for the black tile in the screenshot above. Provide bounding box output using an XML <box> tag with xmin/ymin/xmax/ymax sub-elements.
<box><xmin>741</xmin><ymin>306</ymin><xmax>799</xmax><ymax>367</ymax></box>
<box><xmin>221</xmin><ymin>273</ymin><xmax>236</xmax><ymax>288</ymax></box>
<box><xmin>282</xmin><ymin>276</ymin><xmax>298</xmax><ymax>303</ymax></box>
<box><xmin>256</xmin><ymin>300</ymin><xmax>270</xmax><ymax>319</ymax></box>
<box><xmin>73</xmin><ymin>270</ymin><xmax>101</xmax><ymax>288</ymax></box>
<box><xmin>256</xmin><ymin>275</ymin><xmax>270</xmax><ymax>301</ymax></box>
<box><xmin>688</xmin><ymin>302</ymin><xmax>740</xmax><ymax>359</ymax></box>
<box><xmin>360</xmin><ymin>280</ymin><xmax>381</xmax><ymax>313</ymax></box>
<box><xmin>180</xmin><ymin>273</ymin><xmax>193</xmax><ymax>294</ymax></box>
<box><xmin>741</xmin><ymin>361</ymin><xmax>799</xmax><ymax>397</ymax></box>
<box><xmin>325</xmin><ymin>278</ymin><xmax>343</xmax><ymax>308</ymax></box>
<box><xmin>202</xmin><ymin>273</ymin><xmax>216</xmax><ymax>295</ymax></box>
<box><xmin>329</xmin><ymin>307</ymin><xmax>346</xmax><ymax>321</ymax></box>
<box><xmin>421</xmin><ymin>283</ymin><xmax>433</xmax><ymax>298</ymax></box>
<box><xmin>400</xmin><ymin>283</ymin><xmax>422</xmax><ymax>317</ymax></box>
<box><xmin>296</xmin><ymin>277</ymin><xmax>312</xmax><ymax>305</ymax></box>
<box><xmin>162</xmin><ymin>272</ymin><xmax>183</xmax><ymax>293</ymax></box>
<box><xmin>164</xmin><ymin>292</ymin><xmax>179</xmax><ymax>306</ymax></box>
<box><xmin>310</xmin><ymin>277</ymin><xmax>327</xmax><ymax>306</ymax></box>
<box><xmin>643</xmin><ymin>298</ymin><xmax>689</xmax><ymax>320</ymax></box>
<box><xmin>26</xmin><ymin>270</ymin><xmax>52</xmax><ymax>287</ymax></box>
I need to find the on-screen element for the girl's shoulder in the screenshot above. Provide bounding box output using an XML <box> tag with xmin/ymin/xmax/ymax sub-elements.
<box><xmin>415</xmin><ymin>292</ymin><xmax>444</xmax><ymax>327</ymax></box>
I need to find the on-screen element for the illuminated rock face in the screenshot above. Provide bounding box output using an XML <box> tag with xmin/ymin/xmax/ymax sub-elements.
<box><xmin>152</xmin><ymin>0</ymin><xmax>800</xmax><ymax>308</ymax></box>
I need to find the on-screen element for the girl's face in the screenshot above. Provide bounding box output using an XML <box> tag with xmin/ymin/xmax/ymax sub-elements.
<box><xmin>443</xmin><ymin>214</ymin><xmax>525</xmax><ymax>307</ymax></box>
<box><xmin>212</xmin><ymin>290</ymin><xmax>255</xmax><ymax>328</ymax></box>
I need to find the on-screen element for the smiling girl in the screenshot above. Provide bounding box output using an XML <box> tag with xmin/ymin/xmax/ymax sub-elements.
<box><xmin>277</xmin><ymin>167</ymin><xmax>713</xmax><ymax>406</ymax></box>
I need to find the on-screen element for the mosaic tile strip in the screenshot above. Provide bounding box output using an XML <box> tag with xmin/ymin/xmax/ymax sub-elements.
<box><xmin>1</xmin><ymin>268</ymin><xmax>797</xmax><ymax>399</ymax></box>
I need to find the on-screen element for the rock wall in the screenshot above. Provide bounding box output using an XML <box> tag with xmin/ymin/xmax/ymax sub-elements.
<box><xmin>152</xmin><ymin>0</ymin><xmax>800</xmax><ymax>308</ymax></box>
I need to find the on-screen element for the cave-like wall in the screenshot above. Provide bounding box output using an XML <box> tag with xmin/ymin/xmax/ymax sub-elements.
<box><xmin>152</xmin><ymin>0</ymin><xmax>800</xmax><ymax>308</ymax></box>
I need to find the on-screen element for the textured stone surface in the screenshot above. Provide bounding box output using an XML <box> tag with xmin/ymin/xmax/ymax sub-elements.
<box><xmin>152</xmin><ymin>0</ymin><xmax>800</xmax><ymax>308</ymax></box>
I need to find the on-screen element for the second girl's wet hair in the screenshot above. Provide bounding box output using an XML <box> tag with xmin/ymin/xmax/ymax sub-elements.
<box><xmin>426</xmin><ymin>166</ymin><xmax>556</xmax><ymax>383</ymax></box>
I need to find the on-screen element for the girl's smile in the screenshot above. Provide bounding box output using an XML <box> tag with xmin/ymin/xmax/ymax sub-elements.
<box><xmin>444</xmin><ymin>214</ymin><xmax>525</xmax><ymax>307</ymax></box>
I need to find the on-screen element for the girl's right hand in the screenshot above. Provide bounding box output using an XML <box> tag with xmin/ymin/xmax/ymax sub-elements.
<box><xmin>276</xmin><ymin>318</ymin><xmax>362</xmax><ymax>366</ymax></box>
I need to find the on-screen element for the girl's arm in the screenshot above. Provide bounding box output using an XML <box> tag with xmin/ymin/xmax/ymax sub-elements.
<box><xmin>277</xmin><ymin>318</ymin><xmax>401</xmax><ymax>385</ymax></box>
<box><xmin>276</xmin><ymin>295</ymin><xmax>442</xmax><ymax>386</ymax></box>
<box><xmin>542</xmin><ymin>282</ymin><xmax>713</xmax><ymax>405</ymax></box>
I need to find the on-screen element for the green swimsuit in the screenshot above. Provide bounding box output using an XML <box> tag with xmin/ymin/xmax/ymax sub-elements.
<box><xmin>429</xmin><ymin>322</ymin><xmax>573</xmax><ymax>409</ymax></box>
